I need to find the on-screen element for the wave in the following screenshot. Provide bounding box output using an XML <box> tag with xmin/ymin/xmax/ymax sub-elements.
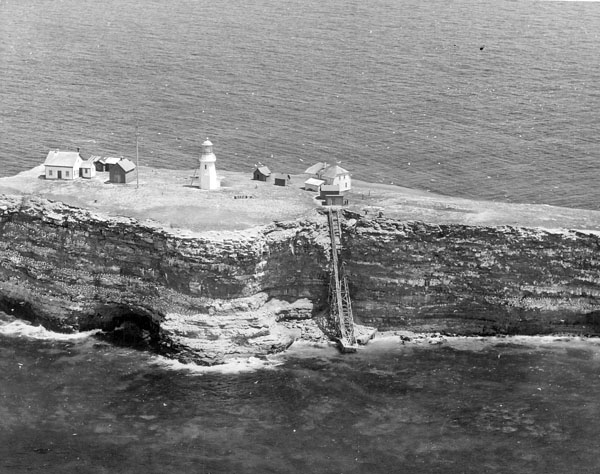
<box><xmin>0</xmin><ymin>315</ymin><xmax>101</xmax><ymax>341</ymax></box>
<box><xmin>151</xmin><ymin>354</ymin><xmax>285</xmax><ymax>374</ymax></box>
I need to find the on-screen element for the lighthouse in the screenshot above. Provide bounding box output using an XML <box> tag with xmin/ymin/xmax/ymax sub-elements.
<box><xmin>199</xmin><ymin>138</ymin><xmax>219</xmax><ymax>190</ymax></box>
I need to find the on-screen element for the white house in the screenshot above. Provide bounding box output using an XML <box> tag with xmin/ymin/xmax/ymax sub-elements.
<box><xmin>303</xmin><ymin>162</ymin><xmax>351</xmax><ymax>192</ymax></box>
<box><xmin>319</xmin><ymin>164</ymin><xmax>351</xmax><ymax>192</ymax></box>
<box><xmin>79</xmin><ymin>160</ymin><xmax>96</xmax><ymax>179</ymax></box>
<box><xmin>44</xmin><ymin>150</ymin><xmax>83</xmax><ymax>180</ymax></box>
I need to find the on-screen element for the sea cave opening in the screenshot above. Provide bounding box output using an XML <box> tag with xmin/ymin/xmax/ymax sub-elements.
<box><xmin>98</xmin><ymin>310</ymin><xmax>161</xmax><ymax>351</ymax></box>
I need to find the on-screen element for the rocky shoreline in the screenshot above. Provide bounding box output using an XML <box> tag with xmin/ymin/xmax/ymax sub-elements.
<box><xmin>1</xmin><ymin>192</ymin><xmax>600</xmax><ymax>365</ymax></box>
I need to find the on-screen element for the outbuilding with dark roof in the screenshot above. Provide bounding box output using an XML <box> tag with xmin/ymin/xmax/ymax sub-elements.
<box><xmin>253</xmin><ymin>165</ymin><xmax>271</xmax><ymax>182</ymax></box>
<box><xmin>272</xmin><ymin>173</ymin><xmax>291</xmax><ymax>187</ymax></box>
<box><xmin>109</xmin><ymin>159</ymin><xmax>136</xmax><ymax>184</ymax></box>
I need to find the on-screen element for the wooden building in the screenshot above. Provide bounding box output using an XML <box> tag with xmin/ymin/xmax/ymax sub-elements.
<box><xmin>93</xmin><ymin>156</ymin><xmax>104</xmax><ymax>172</ymax></box>
<box><xmin>304</xmin><ymin>162</ymin><xmax>351</xmax><ymax>192</ymax></box>
<box><xmin>324</xmin><ymin>194</ymin><xmax>347</xmax><ymax>206</ymax></box>
<box><xmin>95</xmin><ymin>156</ymin><xmax>122</xmax><ymax>172</ymax></box>
<box><xmin>109</xmin><ymin>158</ymin><xmax>136</xmax><ymax>184</ymax></box>
<box><xmin>303</xmin><ymin>162</ymin><xmax>328</xmax><ymax>178</ymax></box>
<box><xmin>304</xmin><ymin>177</ymin><xmax>325</xmax><ymax>192</ymax></box>
<box><xmin>320</xmin><ymin>184</ymin><xmax>348</xmax><ymax>206</ymax></box>
<box><xmin>272</xmin><ymin>173</ymin><xmax>291</xmax><ymax>187</ymax></box>
<box><xmin>43</xmin><ymin>150</ymin><xmax>82</xmax><ymax>180</ymax></box>
<box><xmin>319</xmin><ymin>164</ymin><xmax>351</xmax><ymax>191</ymax></box>
<box><xmin>79</xmin><ymin>160</ymin><xmax>96</xmax><ymax>179</ymax></box>
<box><xmin>253</xmin><ymin>165</ymin><xmax>271</xmax><ymax>182</ymax></box>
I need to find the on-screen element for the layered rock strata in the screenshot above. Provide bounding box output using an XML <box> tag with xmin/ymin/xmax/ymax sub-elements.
<box><xmin>343</xmin><ymin>214</ymin><xmax>600</xmax><ymax>335</ymax></box>
<box><xmin>0</xmin><ymin>196</ymin><xmax>330</xmax><ymax>364</ymax></box>
<box><xmin>1</xmin><ymin>195</ymin><xmax>600</xmax><ymax>364</ymax></box>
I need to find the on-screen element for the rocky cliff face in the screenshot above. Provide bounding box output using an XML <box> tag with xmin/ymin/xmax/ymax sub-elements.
<box><xmin>0</xmin><ymin>196</ymin><xmax>330</xmax><ymax>364</ymax></box>
<box><xmin>342</xmin><ymin>215</ymin><xmax>600</xmax><ymax>335</ymax></box>
<box><xmin>1</xmin><ymin>196</ymin><xmax>599</xmax><ymax>365</ymax></box>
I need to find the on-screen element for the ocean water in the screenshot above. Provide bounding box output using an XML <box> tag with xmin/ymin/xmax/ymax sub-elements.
<box><xmin>3</xmin><ymin>1</ymin><xmax>600</xmax><ymax>472</ymax></box>
<box><xmin>2</xmin><ymin>0</ymin><xmax>600</xmax><ymax>208</ymax></box>
<box><xmin>2</xmin><ymin>316</ymin><xmax>600</xmax><ymax>474</ymax></box>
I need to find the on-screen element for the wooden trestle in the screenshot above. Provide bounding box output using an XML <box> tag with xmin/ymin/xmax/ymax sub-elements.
<box><xmin>327</xmin><ymin>208</ymin><xmax>358</xmax><ymax>352</ymax></box>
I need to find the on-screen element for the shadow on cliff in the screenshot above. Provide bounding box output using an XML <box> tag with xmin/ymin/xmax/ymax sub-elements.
<box><xmin>82</xmin><ymin>304</ymin><xmax>165</xmax><ymax>352</ymax></box>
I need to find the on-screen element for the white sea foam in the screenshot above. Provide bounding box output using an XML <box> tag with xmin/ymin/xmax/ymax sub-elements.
<box><xmin>151</xmin><ymin>354</ymin><xmax>284</xmax><ymax>374</ymax></box>
<box><xmin>366</xmin><ymin>332</ymin><xmax>600</xmax><ymax>353</ymax></box>
<box><xmin>0</xmin><ymin>316</ymin><xmax>100</xmax><ymax>341</ymax></box>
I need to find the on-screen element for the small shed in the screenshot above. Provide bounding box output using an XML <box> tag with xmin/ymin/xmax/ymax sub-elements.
<box><xmin>320</xmin><ymin>184</ymin><xmax>341</xmax><ymax>199</ymax></box>
<box><xmin>320</xmin><ymin>184</ymin><xmax>348</xmax><ymax>206</ymax></box>
<box><xmin>79</xmin><ymin>160</ymin><xmax>96</xmax><ymax>179</ymax></box>
<box><xmin>324</xmin><ymin>194</ymin><xmax>347</xmax><ymax>206</ymax></box>
<box><xmin>253</xmin><ymin>166</ymin><xmax>271</xmax><ymax>182</ymax></box>
<box><xmin>96</xmin><ymin>156</ymin><xmax>121</xmax><ymax>172</ymax></box>
<box><xmin>93</xmin><ymin>156</ymin><xmax>104</xmax><ymax>172</ymax></box>
<box><xmin>304</xmin><ymin>177</ymin><xmax>324</xmax><ymax>192</ymax></box>
<box><xmin>273</xmin><ymin>173</ymin><xmax>291</xmax><ymax>187</ymax></box>
<box><xmin>109</xmin><ymin>158</ymin><xmax>136</xmax><ymax>184</ymax></box>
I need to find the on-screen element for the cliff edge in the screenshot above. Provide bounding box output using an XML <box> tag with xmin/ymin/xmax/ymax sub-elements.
<box><xmin>1</xmin><ymin>167</ymin><xmax>600</xmax><ymax>364</ymax></box>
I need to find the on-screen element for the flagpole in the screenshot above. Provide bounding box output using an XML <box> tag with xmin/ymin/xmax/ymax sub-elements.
<box><xmin>135</xmin><ymin>121</ymin><xmax>139</xmax><ymax>189</ymax></box>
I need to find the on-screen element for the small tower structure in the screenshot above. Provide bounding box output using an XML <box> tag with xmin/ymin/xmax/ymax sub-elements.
<box><xmin>199</xmin><ymin>138</ymin><xmax>219</xmax><ymax>190</ymax></box>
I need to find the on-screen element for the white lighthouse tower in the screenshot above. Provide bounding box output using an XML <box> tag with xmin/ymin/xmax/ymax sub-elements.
<box><xmin>199</xmin><ymin>138</ymin><xmax>219</xmax><ymax>190</ymax></box>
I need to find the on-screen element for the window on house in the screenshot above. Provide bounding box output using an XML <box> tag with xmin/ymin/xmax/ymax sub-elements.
<box><xmin>48</xmin><ymin>170</ymin><xmax>53</xmax><ymax>176</ymax></box>
<box><xmin>65</xmin><ymin>171</ymin><xmax>69</xmax><ymax>177</ymax></box>
<box><xmin>205</xmin><ymin>165</ymin><xmax>207</xmax><ymax>170</ymax></box>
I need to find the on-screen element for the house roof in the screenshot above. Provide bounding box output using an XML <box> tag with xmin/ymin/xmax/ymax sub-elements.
<box><xmin>80</xmin><ymin>161</ymin><xmax>95</xmax><ymax>168</ymax></box>
<box><xmin>321</xmin><ymin>184</ymin><xmax>341</xmax><ymax>192</ymax></box>
<box><xmin>102</xmin><ymin>156</ymin><xmax>122</xmax><ymax>165</ymax></box>
<box><xmin>116</xmin><ymin>158</ymin><xmax>136</xmax><ymax>173</ymax></box>
<box><xmin>303</xmin><ymin>162</ymin><xmax>328</xmax><ymax>175</ymax></box>
<box><xmin>44</xmin><ymin>150</ymin><xmax>82</xmax><ymax>167</ymax></box>
<box><xmin>255</xmin><ymin>166</ymin><xmax>271</xmax><ymax>176</ymax></box>
<box><xmin>320</xmin><ymin>164</ymin><xmax>349</xmax><ymax>179</ymax></box>
<box><xmin>304</xmin><ymin>178</ymin><xmax>324</xmax><ymax>186</ymax></box>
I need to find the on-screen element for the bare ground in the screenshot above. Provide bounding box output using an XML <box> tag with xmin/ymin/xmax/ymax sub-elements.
<box><xmin>2</xmin><ymin>165</ymin><xmax>600</xmax><ymax>232</ymax></box>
